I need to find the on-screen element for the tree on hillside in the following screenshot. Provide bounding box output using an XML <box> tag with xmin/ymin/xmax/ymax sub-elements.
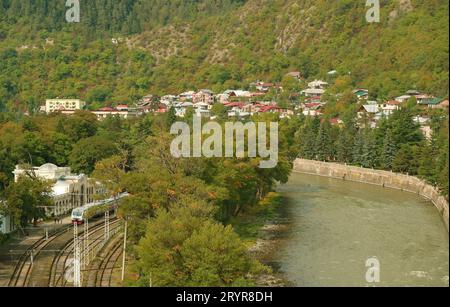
<box><xmin>418</xmin><ymin>143</ymin><xmax>438</xmax><ymax>183</ymax></box>
<box><xmin>352</xmin><ymin>131</ymin><xmax>365</xmax><ymax>166</ymax></box>
<box><xmin>315</xmin><ymin>121</ymin><xmax>334</xmax><ymax>161</ymax></box>
<box><xmin>69</xmin><ymin>136</ymin><xmax>118</xmax><ymax>174</ymax></box>
<box><xmin>390</xmin><ymin>109</ymin><xmax>424</xmax><ymax>147</ymax></box>
<box><xmin>92</xmin><ymin>155</ymin><xmax>127</xmax><ymax>197</ymax></box>
<box><xmin>57</xmin><ymin>111</ymin><xmax>98</xmax><ymax>143</ymax></box>
<box><xmin>299</xmin><ymin>117</ymin><xmax>320</xmax><ymax>159</ymax></box>
<box><xmin>381</xmin><ymin>129</ymin><xmax>397</xmax><ymax>170</ymax></box>
<box><xmin>211</xmin><ymin>103</ymin><xmax>228</xmax><ymax>121</ymax></box>
<box><xmin>437</xmin><ymin>156</ymin><xmax>449</xmax><ymax>197</ymax></box>
<box><xmin>165</xmin><ymin>106</ymin><xmax>177</xmax><ymax>130</ymax></box>
<box><xmin>361</xmin><ymin>130</ymin><xmax>378</xmax><ymax>168</ymax></box>
<box><xmin>137</xmin><ymin>203</ymin><xmax>267</xmax><ymax>287</ymax></box>
<box><xmin>392</xmin><ymin>145</ymin><xmax>415</xmax><ymax>174</ymax></box>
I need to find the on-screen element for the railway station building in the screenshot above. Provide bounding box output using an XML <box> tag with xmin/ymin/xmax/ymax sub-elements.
<box><xmin>13</xmin><ymin>163</ymin><xmax>103</xmax><ymax>218</ymax></box>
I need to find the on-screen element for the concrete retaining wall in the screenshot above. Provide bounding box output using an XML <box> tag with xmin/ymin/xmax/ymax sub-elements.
<box><xmin>293</xmin><ymin>159</ymin><xmax>449</xmax><ymax>232</ymax></box>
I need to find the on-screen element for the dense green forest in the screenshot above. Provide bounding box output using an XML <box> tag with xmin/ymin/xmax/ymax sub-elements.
<box><xmin>0</xmin><ymin>0</ymin><xmax>245</xmax><ymax>34</ymax></box>
<box><xmin>0</xmin><ymin>0</ymin><xmax>448</xmax><ymax>112</ymax></box>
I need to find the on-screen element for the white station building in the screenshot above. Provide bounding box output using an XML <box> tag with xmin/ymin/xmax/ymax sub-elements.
<box><xmin>0</xmin><ymin>164</ymin><xmax>103</xmax><ymax>234</ymax></box>
<box><xmin>13</xmin><ymin>163</ymin><xmax>102</xmax><ymax>217</ymax></box>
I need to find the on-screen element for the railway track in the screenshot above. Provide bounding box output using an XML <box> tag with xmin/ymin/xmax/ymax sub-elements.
<box><xmin>8</xmin><ymin>217</ymin><xmax>121</xmax><ymax>287</ymax></box>
<box><xmin>7</xmin><ymin>225</ymin><xmax>72</xmax><ymax>287</ymax></box>
<box><xmin>94</xmin><ymin>237</ymin><xmax>124</xmax><ymax>287</ymax></box>
<box><xmin>49</xmin><ymin>219</ymin><xmax>122</xmax><ymax>287</ymax></box>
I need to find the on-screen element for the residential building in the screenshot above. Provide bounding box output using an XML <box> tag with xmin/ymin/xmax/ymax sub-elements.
<box><xmin>301</xmin><ymin>80</ymin><xmax>328</xmax><ymax>98</ymax></box>
<box><xmin>395</xmin><ymin>95</ymin><xmax>412</xmax><ymax>103</ymax></box>
<box><xmin>415</xmin><ymin>94</ymin><xmax>436</xmax><ymax>105</ymax></box>
<box><xmin>92</xmin><ymin>106</ymin><xmax>140</xmax><ymax>120</ymax></box>
<box><xmin>436</xmin><ymin>99</ymin><xmax>449</xmax><ymax>110</ymax></box>
<box><xmin>418</xmin><ymin>97</ymin><xmax>445</xmax><ymax>109</ymax></box>
<box><xmin>44</xmin><ymin>99</ymin><xmax>86</xmax><ymax>114</ymax></box>
<box><xmin>307</xmin><ymin>80</ymin><xmax>328</xmax><ymax>89</ymax></box>
<box><xmin>353</xmin><ymin>89</ymin><xmax>369</xmax><ymax>100</ymax></box>
<box><xmin>224</xmin><ymin>90</ymin><xmax>252</xmax><ymax>98</ymax></box>
<box><xmin>406</xmin><ymin>90</ymin><xmax>421</xmax><ymax>96</ymax></box>
<box><xmin>161</xmin><ymin>95</ymin><xmax>178</xmax><ymax>105</ymax></box>
<box><xmin>193</xmin><ymin>90</ymin><xmax>214</xmax><ymax>105</ymax></box>
<box><xmin>380</xmin><ymin>101</ymin><xmax>401</xmax><ymax>116</ymax></box>
<box><xmin>116</xmin><ymin>104</ymin><xmax>129</xmax><ymax>111</ymax></box>
<box><xmin>179</xmin><ymin>91</ymin><xmax>195</xmax><ymax>101</ymax></box>
<box><xmin>358</xmin><ymin>104</ymin><xmax>381</xmax><ymax>118</ymax></box>
<box><xmin>251</xmin><ymin>82</ymin><xmax>276</xmax><ymax>92</ymax></box>
<box><xmin>302</xmin><ymin>103</ymin><xmax>323</xmax><ymax>117</ymax></box>
<box><xmin>138</xmin><ymin>94</ymin><xmax>154</xmax><ymax>106</ymax></box>
<box><xmin>301</xmin><ymin>88</ymin><xmax>325</xmax><ymax>97</ymax></box>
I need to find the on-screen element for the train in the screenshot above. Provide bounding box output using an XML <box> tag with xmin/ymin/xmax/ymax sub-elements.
<box><xmin>71</xmin><ymin>193</ymin><xmax>129</xmax><ymax>224</ymax></box>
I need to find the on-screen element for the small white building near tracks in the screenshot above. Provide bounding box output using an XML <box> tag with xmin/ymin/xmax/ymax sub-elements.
<box><xmin>0</xmin><ymin>212</ymin><xmax>14</xmax><ymax>234</ymax></box>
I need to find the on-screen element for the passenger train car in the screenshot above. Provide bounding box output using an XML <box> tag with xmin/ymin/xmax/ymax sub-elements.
<box><xmin>71</xmin><ymin>193</ymin><xmax>129</xmax><ymax>224</ymax></box>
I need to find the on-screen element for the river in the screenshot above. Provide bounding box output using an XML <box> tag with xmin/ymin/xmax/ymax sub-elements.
<box><xmin>275</xmin><ymin>172</ymin><xmax>449</xmax><ymax>287</ymax></box>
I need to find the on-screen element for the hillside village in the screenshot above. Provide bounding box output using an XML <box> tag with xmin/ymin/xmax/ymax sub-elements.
<box><xmin>41</xmin><ymin>71</ymin><xmax>449</xmax><ymax>134</ymax></box>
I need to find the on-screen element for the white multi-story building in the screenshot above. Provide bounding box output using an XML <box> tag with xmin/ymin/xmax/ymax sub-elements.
<box><xmin>43</xmin><ymin>99</ymin><xmax>86</xmax><ymax>113</ymax></box>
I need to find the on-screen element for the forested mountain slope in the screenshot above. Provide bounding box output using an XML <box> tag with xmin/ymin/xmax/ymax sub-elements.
<box><xmin>0</xmin><ymin>0</ymin><xmax>245</xmax><ymax>35</ymax></box>
<box><xmin>0</xmin><ymin>0</ymin><xmax>448</xmax><ymax>111</ymax></box>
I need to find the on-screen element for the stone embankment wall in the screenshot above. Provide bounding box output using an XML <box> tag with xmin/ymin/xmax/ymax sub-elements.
<box><xmin>293</xmin><ymin>159</ymin><xmax>449</xmax><ymax>232</ymax></box>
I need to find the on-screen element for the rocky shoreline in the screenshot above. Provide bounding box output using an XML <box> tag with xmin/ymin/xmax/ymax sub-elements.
<box><xmin>250</xmin><ymin>220</ymin><xmax>293</xmax><ymax>287</ymax></box>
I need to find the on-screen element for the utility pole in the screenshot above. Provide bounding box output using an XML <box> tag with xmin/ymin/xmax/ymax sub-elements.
<box><xmin>29</xmin><ymin>250</ymin><xmax>34</xmax><ymax>266</ymax></box>
<box><xmin>121</xmin><ymin>219</ymin><xmax>128</xmax><ymax>282</ymax></box>
<box><xmin>83</xmin><ymin>219</ymin><xmax>88</xmax><ymax>268</ymax></box>
<box><xmin>85</xmin><ymin>218</ymin><xmax>90</xmax><ymax>264</ymax></box>
<box><xmin>104</xmin><ymin>211</ymin><xmax>110</xmax><ymax>242</ymax></box>
<box><xmin>73</xmin><ymin>222</ymin><xmax>81</xmax><ymax>287</ymax></box>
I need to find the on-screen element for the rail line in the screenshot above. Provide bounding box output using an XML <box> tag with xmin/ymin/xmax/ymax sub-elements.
<box><xmin>7</xmin><ymin>225</ymin><xmax>72</xmax><ymax>287</ymax></box>
<box><xmin>50</xmin><ymin>219</ymin><xmax>122</xmax><ymax>287</ymax></box>
<box><xmin>95</xmin><ymin>238</ymin><xmax>124</xmax><ymax>287</ymax></box>
<box><xmin>8</xmin><ymin>217</ymin><xmax>121</xmax><ymax>287</ymax></box>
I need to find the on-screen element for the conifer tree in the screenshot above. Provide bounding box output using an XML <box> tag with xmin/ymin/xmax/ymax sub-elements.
<box><xmin>382</xmin><ymin>129</ymin><xmax>397</xmax><ymax>170</ymax></box>
<box><xmin>352</xmin><ymin>130</ymin><xmax>365</xmax><ymax>166</ymax></box>
<box><xmin>315</xmin><ymin>120</ymin><xmax>333</xmax><ymax>161</ymax></box>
